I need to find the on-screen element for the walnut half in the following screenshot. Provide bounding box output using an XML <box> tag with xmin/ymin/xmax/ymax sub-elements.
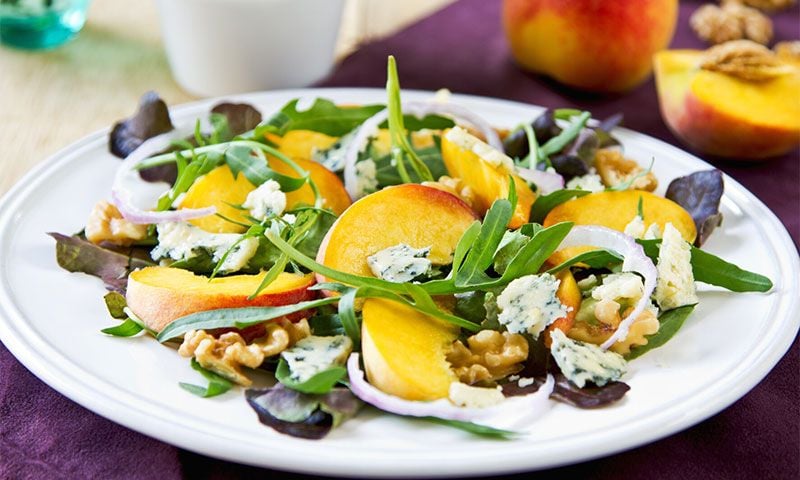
<box><xmin>178</xmin><ymin>319</ymin><xmax>310</xmax><ymax>386</ymax></box>
<box><xmin>700</xmin><ymin>39</ymin><xmax>793</xmax><ymax>82</ymax></box>
<box><xmin>594</xmin><ymin>149</ymin><xmax>657</xmax><ymax>192</ymax></box>
<box><xmin>85</xmin><ymin>200</ymin><xmax>147</xmax><ymax>246</ymax></box>
<box><xmin>447</xmin><ymin>330</ymin><xmax>528</xmax><ymax>385</ymax></box>
<box><xmin>690</xmin><ymin>2</ymin><xmax>773</xmax><ymax>46</ymax></box>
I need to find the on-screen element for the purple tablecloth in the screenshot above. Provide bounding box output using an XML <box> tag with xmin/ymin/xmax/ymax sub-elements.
<box><xmin>2</xmin><ymin>1</ymin><xmax>798</xmax><ymax>478</ymax></box>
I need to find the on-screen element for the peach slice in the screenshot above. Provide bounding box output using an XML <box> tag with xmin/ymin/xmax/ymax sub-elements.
<box><xmin>544</xmin><ymin>269</ymin><xmax>581</xmax><ymax>348</ymax></box>
<box><xmin>543</xmin><ymin>190</ymin><xmax>696</xmax><ymax>265</ymax></box>
<box><xmin>440</xmin><ymin>128</ymin><xmax>536</xmax><ymax>228</ymax></box>
<box><xmin>126</xmin><ymin>266</ymin><xmax>315</xmax><ymax>333</ymax></box>
<box><xmin>361</xmin><ymin>298</ymin><xmax>459</xmax><ymax>401</ymax></box>
<box><xmin>316</xmin><ymin>184</ymin><xmax>479</xmax><ymax>278</ymax></box>
<box><xmin>180</xmin><ymin>165</ymin><xmax>254</xmax><ymax>233</ymax></box>
<box><xmin>268</xmin><ymin>156</ymin><xmax>351</xmax><ymax>215</ymax></box>
<box><xmin>654</xmin><ymin>50</ymin><xmax>800</xmax><ymax>159</ymax></box>
<box><xmin>269</xmin><ymin>130</ymin><xmax>339</xmax><ymax>161</ymax></box>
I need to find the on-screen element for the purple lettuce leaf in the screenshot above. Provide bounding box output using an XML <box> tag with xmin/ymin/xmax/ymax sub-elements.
<box><xmin>109</xmin><ymin>91</ymin><xmax>174</xmax><ymax>159</ymax></box>
<box><xmin>665</xmin><ymin>169</ymin><xmax>724</xmax><ymax>247</ymax></box>
<box><xmin>502</xmin><ymin>373</ymin><xmax>630</xmax><ymax>409</ymax></box>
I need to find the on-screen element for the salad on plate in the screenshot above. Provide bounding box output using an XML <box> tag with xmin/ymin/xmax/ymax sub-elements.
<box><xmin>50</xmin><ymin>57</ymin><xmax>773</xmax><ymax>440</ymax></box>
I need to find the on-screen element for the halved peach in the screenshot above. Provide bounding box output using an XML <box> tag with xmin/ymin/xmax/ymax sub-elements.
<box><xmin>440</xmin><ymin>128</ymin><xmax>536</xmax><ymax>228</ymax></box>
<box><xmin>316</xmin><ymin>184</ymin><xmax>479</xmax><ymax>278</ymax></box>
<box><xmin>126</xmin><ymin>266</ymin><xmax>316</xmax><ymax>332</ymax></box>
<box><xmin>361</xmin><ymin>298</ymin><xmax>459</xmax><ymax>401</ymax></box>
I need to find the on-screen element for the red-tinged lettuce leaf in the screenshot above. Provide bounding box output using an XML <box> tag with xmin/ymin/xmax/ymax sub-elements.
<box><xmin>665</xmin><ymin>169</ymin><xmax>724</xmax><ymax>247</ymax></box>
<box><xmin>48</xmin><ymin>233</ymin><xmax>154</xmax><ymax>293</ymax></box>
<box><xmin>109</xmin><ymin>91</ymin><xmax>174</xmax><ymax>159</ymax></box>
<box><xmin>210</xmin><ymin>102</ymin><xmax>263</xmax><ymax>137</ymax></box>
<box><xmin>245</xmin><ymin>385</ymin><xmax>361</xmax><ymax>440</ymax></box>
<box><xmin>502</xmin><ymin>373</ymin><xmax>629</xmax><ymax>409</ymax></box>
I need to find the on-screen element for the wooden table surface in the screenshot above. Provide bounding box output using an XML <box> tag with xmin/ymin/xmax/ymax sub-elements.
<box><xmin>0</xmin><ymin>0</ymin><xmax>454</xmax><ymax>195</ymax></box>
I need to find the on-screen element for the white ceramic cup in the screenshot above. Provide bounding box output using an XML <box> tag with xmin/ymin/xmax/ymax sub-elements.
<box><xmin>156</xmin><ymin>0</ymin><xmax>345</xmax><ymax>97</ymax></box>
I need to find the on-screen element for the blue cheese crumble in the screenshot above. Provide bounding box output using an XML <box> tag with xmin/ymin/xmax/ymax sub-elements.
<box><xmin>367</xmin><ymin>243</ymin><xmax>432</xmax><ymax>283</ymax></box>
<box><xmin>151</xmin><ymin>222</ymin><xmax>257</xmax><ymax>273</ymax></box>
<box><xmin>497</xmin><ymin>273</ymin><xmax>569</xmax><ymax>339</ymax></box>
<box><xmin>623</xmin><ymin>215</ymin><xmax>662</xmax><ymax>240</ymax></box>
<box><xmin>354</xmin><ymin>159</ymin><xmax>378</xmax><ymax>199</ymax></box>
<box><xmin>242</xmin><ymin>180</ymin><xmax>286</xmax><ymax>221</ymax></box>
<box><xmin>550</xmin><ymin>329</ymin><xmax>627</xmax><ymax>388</ymax></box>
<box><xmin>565</xmin><ymin>173</ymin><xmax>605</xmax><ymax>192</ymax></box>
<box><xmin>448</xmin><ymin>382</ymin><xmax>505</xmax><ymax>408</ymax></box>
<box><xmin>592</xmin><ymin>272</ymin><xmax>644</xmax><ymax>303</ymax></box>
<box><xmin>655</xmin><ymin>223</ymin><xmax>698</xmax><ymax>310</ymax></box>
<box><xmin>281</xmin><ymin>335</ymin><xmax>353</xmax><ymax>384</ymax></box>
<box><xmin>312</xmin><ymin>130</ymin><xmax>355</xmax><ymax>172</ymax></box>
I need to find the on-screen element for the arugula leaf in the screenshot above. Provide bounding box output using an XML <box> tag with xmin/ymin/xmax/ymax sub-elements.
<box><xmin>545</xmin><ymin>249</ymin><xmax>623</xmax><ymax>274</ymax></box>
<box><xmin>626</xmin><ymin>305</ymin><xmax>696</xmax><ymax>360</ymax></box>
<box><xmin>101</xmin><ymin>318</ymin><xmax>144</xmax><ymax>337</ymax></box>
<box><xmin>529</xmin><ymin>189</ymin><xmax>591</xmax><ymax>223</ymax></box>
<box><xmin>539</xmin><ymin>111</ymin><xmax>591</xmax><ymax>157</ymax></box>
<box><xmin>422</xmin><ymin>417</ymin><xmax>516</xmax><ymax>439</ymax></box>
<box><xmin>638</xmin><ymin>240</ymin><xmax>772</xmax><ymax>292</ymax></box>
<box><xmin>455</xmin><ymin>199</ymin><xmax>513</xmax><ymax>286</ymax></box>
<box><xmin>378</xmin><ymin>114</ymin><xmax>454</xmax><ymax>131</ymax></box>
<box><xmin>374</xmin><ymin>146</ymin><xmax>447</xmax><ymax>187</ymax></box>
<box><xmin>179</xmin><ymin>358</ymin><xmax>234</xmax><ymax>398</ymax></box>
<box><xmin>337</xmin><ymin>288</ymin><xmax>361</xmax><ymax>345</ymax></box>
<box><xmin>493</xmin><ymin>230</ymin><xmax>529</xmax><ymax>275</ymax></box>
<box><xmin>157</xmin><ymin>296</ymin><xmax>341</xmax><ymax>342</ymax></box>
<box><xmin>308</xmin><ymin>314</ymin><xmax>345</xmax><ymax>336</ymax></box>
<box><xmin>256</xmin><ymin>98</ymin><xmax>384</xmax><ymax>137</ymax></box>
<box><xmin>499</xmin><ymin>222</ymin><xmax>573</xmax><ymax>280</ymax></box>
<box><xmin>224</xmin><ymin>144</ymin><xmax>307</xmax><ymax>191</ymax></box>
<box><xmin>275</xmin><ymin>358</ymin><xmax>347</xmax><ymax>395</ymax></box>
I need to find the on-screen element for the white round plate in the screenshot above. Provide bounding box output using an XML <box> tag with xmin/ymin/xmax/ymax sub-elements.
<box><xmin>0</xmin><ymin>89</ymin><xmax>797</xmax><ymax>478</ymax></box>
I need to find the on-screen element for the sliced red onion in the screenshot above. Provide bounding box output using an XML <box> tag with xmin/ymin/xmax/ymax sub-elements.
<box><xmin>516</xmin><ymin>167</ymin><xmax>564</xmax><ymax>195</ymax></box>
<box><xmin>342</xmin><ymin>100</ymin><xmax>503</xmax><ymax>199</ymax></box>
<box><xmin>109</xmin><ymin>126</ymin><xmax>216</xmax><ymax>224</ymax></box>
<box><xmin>346</xmin><ymin>353</ymin><xmax>554</xmax><ymax>430</ymax></box>
<box><xmin>557</xmin><ymin>225</ymin><xmax>658</xmax><ymax>350</ymax></box>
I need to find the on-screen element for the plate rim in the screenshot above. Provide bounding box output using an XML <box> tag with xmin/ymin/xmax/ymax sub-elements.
<box><xmin>0</xmin><ymin>88</ymin><xmax>798</xmax><ymax>478</ymax></box>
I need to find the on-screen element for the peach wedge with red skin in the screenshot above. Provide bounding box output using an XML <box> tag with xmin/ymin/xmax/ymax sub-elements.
<box><xmin>654</xmin><ymin>50</ymin><xmax>800</xmax><ymax>160</ymax></box>
<box><xmin>503</xmin><ymin>0</ymin><xmax>678</xmax><ymax>92</ymax></box>
<box><xmin>361</xmin><ymin>298</ymin><xmax>459</xmax><ymax>401</ymax></box>
<box><xmin>317</xmin><ymin>184</ymin><xmax>479</xmax><ymax>279</ymax></box>
<box><xmin>126</xmin><ymin>266</ymin><xmax>316</xmax><ymax>333</ymax></box>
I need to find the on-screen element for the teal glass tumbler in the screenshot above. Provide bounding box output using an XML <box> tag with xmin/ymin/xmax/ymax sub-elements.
<box><xmin>0</xmin><ymin>0</ymin><xmax>90</xmax><ymax>50</ymax></box>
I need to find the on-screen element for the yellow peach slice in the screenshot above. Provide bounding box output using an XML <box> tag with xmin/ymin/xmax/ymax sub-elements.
<box><xmin>316</xmin><ymin>184</ymin><xmax>479</xmax><ymax>278</ymax></box>
<box><xmin>269</xmin><ymin>130</ymin><xmax>339</xmax><ymax>161</ymax></box>
<box><xmin>268</xmin><ymin>156</ymin><xmax>351</xmax><ymax>215</ymax></box>
<box><xmin>544</xmin><ymin>190</ymin><xmax>695</xmax><ymax>266</ymax></box>
<box><xmin>440</xmin><ymin>128</ymin><xmax>536</xmax><ymax>228</ymax></box>
<box><xmin>361</xmin><ymin>298</ymin><xmax>459</xmax><ymax>401</ymax></box>
<box><xmin>126</xmin><ymin>266</ymin><xmax>315</xmax><ymax>332</ymax></box>
<box><xmin>544</xmin><ymin>269</ymin><xmax>581</xmax><ymax>348</ymax></box>
<box><xmin>180</xmin><ymin>165</ymin><xmax>255</xmax><ymax>233</ymax></box>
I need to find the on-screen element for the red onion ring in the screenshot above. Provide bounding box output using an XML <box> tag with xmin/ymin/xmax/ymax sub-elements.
<box><xmin>516</xmin><ymin>167</ymin><xmax>565</xmax><ymax>195</ymax></box>
<box><xmin>346</xmin><ymin>353</ymin><xmax>554</xmax><ymax>429</ymax></box>
<box><xmin>109</xmin><ymin>127</ymin><xmax>217</xmax><ymax>224</ymax></box>
<box><xmin>557</xmin><ymin>225</ymin><xmax>658</xmax><ymax>350</ymax></box>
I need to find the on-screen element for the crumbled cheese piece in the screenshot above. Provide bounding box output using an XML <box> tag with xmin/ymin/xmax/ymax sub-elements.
<box><xmin>367</xmin><ymin>243</ymin><xmax>432</xmax><ymax>283</ymax></box>
<box><xmin>444</xmin><ymin>126</ymin><xmax>514</xmax><ymax>172</ymax></box>
<box><xmin>507</xmin><ymin>374</ymin><xmax>521</xmax><ymax>382</ymax></box>
<box><xmin>566</xmin><ymin>173</ymin><xmax>605</xmax><ymax>192</ymax></box>
<box><xmin>151</xmin><ymin>222</ymin><xmax>258</xmax><ymax>273</ymax></box>
<box><xmin>243</xmin><ymin>180</ymin><xmax>286</xmax><ymax>221</ymax></box>
<box><xmin>576</xmin><ymin>274</ymin><xmax>598</xmax><ymax>291</ymax></box>
<box><xmin>282</xmin><ymin>213</ymin><xmax>297</xmax><ymax>225</ymax></box>
<box><xmin>644</xmin><ymin>222</ymin><xmax>662</xmax><ymax>240</ymax></box>
<box><xmin>354</xmin><ymin>159</ymin><xmax>379</xmax><ymax>198</ymax></box>
<box><xmin>312</xmin><ymin>130</ymin><xmax>355</xmax><ymax>172</ymax></box>
<box><xmin>281</xmin><ymin>335</ymin><xmax>353</xmax><ymax>384</ymax></box>
<box><xmin>655</xmin><ymin>223</ymin><xmax>698</xmax><ymax>310</ymax></box>
<box><xmin>448</xmin><ymin>382</ymin><xmax>505</xmax><ymax>409</ymax></box>
<box><xmin>497</xmin><ymin>273</ymin><xmax>569</xmax><ymax>339</ymax></box>
<box><xmin>592</xmin><ymin>272</ymin><xmax>645</xmax><ymax>303</ymax></box>
<box><xmin>623</xmin><ymin>215</ymin><xmax>646</xmax><ymax>238</ymax></box>
<box><xmin>550</xmin><ymin>329</ymin><xmax>627</xmax><ymax>388</ymax></box>
<box><xmin>517</xmin><ymin>377</ymin><xmax>535</xmax><ymax>388</ymax></box>
<box><xmin>624</xmin><ymin>214</ymin><xmax>662</xmax><ymax>240</ymax></box>
<box><xmin>434</xmin><ymin>88</ymin><xmax>452</xmax><ymax>103</ymax></box>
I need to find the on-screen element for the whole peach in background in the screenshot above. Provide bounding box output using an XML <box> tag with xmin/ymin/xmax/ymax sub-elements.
<box><xmin>502</xmin><ymin>0</ymin><xmax>679</xmax><ymax>92</ymax></box>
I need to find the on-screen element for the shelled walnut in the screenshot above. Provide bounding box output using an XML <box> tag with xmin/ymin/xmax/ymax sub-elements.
<box><xmin>690</xmin><ymin>1</ymin><xmax>772</xmax><ymax>45</ymax></box>
<box><xmin>594</xmin><ymin>149</ymin><xmax>657</xmax><ymax>192</ymax></box>
<box><xmin>179</xmin><ymin>319</ymin><xmax>310</xmax><ymax>386</ymax></box>
<box><xmin>700</xmin><ymin>40</ymin><xmax>791</xmax><ymax>81</ymax></box>
<box><xmin>446</xmin><ymin>330</ymin><xmax>528</xmax><ymax>385</ymax></box>
<box><xmin>85</xmin><ymin>200</ymin><xmax>147</xmax><ymax>246</ymax></box>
